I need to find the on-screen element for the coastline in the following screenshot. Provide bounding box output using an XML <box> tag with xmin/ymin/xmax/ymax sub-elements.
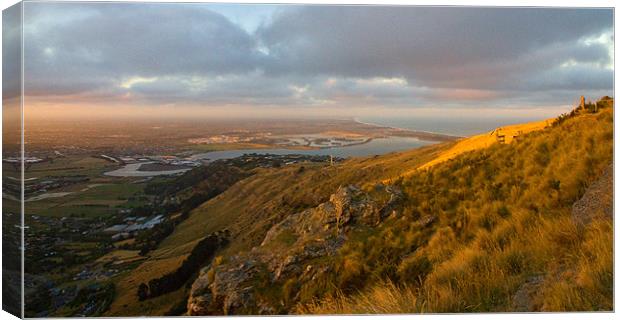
<box><xmin>182</xmin><ymin>117</ymin><xmax>458</xmax><ymax>158</ymax></box>
<box><xmin>352</xmin><ymin>117</ymin><xmax>464</xmax><ymax>141</ymax></box>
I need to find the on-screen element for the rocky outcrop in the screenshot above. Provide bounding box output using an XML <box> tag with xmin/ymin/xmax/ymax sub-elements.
<box><xmin>187</xmin><ymin>184</ymin><xmax>401</xmax><ymax>315</ymax></box>
<box><xmin>572</xmin><ymin>163</ymin><xmax>613</xmax><ymax>225</ymax></box>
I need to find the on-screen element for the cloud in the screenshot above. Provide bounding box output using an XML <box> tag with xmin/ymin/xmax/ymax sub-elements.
<box><xmin>23</xmin><ymin>2</ymin><xmax>264</xmax><ymax>96</ymax></box>
<box><xmin>16</xmin><ymin>3</ymin><xmax>614</xmax><ymax>110</ymax></box>
<box><xmin>3</xmin><ymin>3</ymin><xmax>22</xmax><ymax>99</ymax></box>
<box><xmin>258</xmin><ymin>7</ymin><xmax>612</xmax><ymax>90</ymax></box>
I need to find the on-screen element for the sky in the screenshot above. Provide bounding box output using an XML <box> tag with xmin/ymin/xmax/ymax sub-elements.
<box><xmin>3</xmin><ymin>3</ymin><xmax>614</xmax><ymax>120</ymax></box>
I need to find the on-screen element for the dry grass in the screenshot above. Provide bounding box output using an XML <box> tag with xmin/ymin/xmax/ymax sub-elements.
<box><xmin>105</xmin><ymin>142</ymin><xmax>453</xmax><ymax>315</ymax></box>
<box><xmin>109</xmin><ymin>104</ymin><xmax>612</xmax><ymax>315</ymax></box>
<box><xmin>300</xmin><ymin>106</ymin><xmax>613</xmax><ymax>314</ymax></box>
<box><xmin>537</xmin><ymin>219</ymin><xmax>613</xmax><ymax>311</ymax></box>
<box><xmin>415</xmin><ymin>118</ymin><xmax>551</xmax><ymax>172</ymax></box>
<box><xmin>105</xmin><ymin>254</ymin><xmax>189</xmax><ymax>316</ymax></box>
<box><xmin>95</xmin><ymin>250</ymin><xmax>144</xmax><ymax>264</ymax></box>
<box><xmin>297</xmin><ymin>281</ymin><xmax>420</xmax><ymax>314</ymax></box>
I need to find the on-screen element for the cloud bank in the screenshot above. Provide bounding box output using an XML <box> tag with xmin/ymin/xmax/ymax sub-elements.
<box><xmin>17</xmin><ymin>3</ymin><xmax>614</xmax><ymax>112</ymax></box>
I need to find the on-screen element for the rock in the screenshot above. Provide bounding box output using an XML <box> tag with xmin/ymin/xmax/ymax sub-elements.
<box><xmin>188</xmin><ymin>184</ymin><xmax>402</xmax><ymax>315</ymax></box>
<box><xmin>572</xmin><ymin>163</ymin><xmax>613</xmax><ymax>225</ymax></box>
<box><xmin>511</xmin><ymin>275</ymin><xmax>544</xmax><ymax>311</ymax></box>
<box><xmin>188</xmin><ymin>256</ymin><xmax>261</xmax><ymax>315</ymax></box>
<box><xmin>417</xmin><ymin>215</ymin><xmax>437</xmax><ymax>227</ymax></box>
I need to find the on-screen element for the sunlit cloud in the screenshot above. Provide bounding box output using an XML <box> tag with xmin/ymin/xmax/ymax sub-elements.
<box><xmin>120</xmin><ymin>76</ymin><xmax>158</xmax><ymax>89</ymax></box>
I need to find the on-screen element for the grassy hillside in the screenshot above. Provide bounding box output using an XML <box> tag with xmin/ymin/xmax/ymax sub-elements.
<box><xmin>106</xmin><ymin>138</ymin><xmax>455</xmax><ymax>315</ymax></box>
<box><xmin>416</xmin><ymin>118</ymin><xmax>552</xmax><ymax>170</ymax></box>
<box><xmin>108</xmin><ymin>101</ymin><xmax>613</xmax><ymax>315</ymax></box>
<box><xmin>301</xmin><ymin>106</ymin><xmax>613</xmax><ymax>313</ymax></box>
<box><xmin>383</xmin><ymin>118</ymin><xmax>553</xmax><ymax>183</ymax></box>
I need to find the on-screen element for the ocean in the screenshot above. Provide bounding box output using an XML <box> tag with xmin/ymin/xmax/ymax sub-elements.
<box><xmin>357</xmin><ymin>115</ymin><xmax>553</xmax><ymax>137</ymax></box>
<box><xmin>188</xmin><ymin>113</ymin><xmax>559</xmax><ymax>161</ymax></box>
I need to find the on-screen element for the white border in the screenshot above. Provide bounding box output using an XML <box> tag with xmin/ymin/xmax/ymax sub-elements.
<box><xmin>0</xmin><ymin>1</ymin><xmax>616</xmax><ymax>320</ymax></box>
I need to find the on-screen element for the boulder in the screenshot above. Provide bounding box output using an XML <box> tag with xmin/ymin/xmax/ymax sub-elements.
<box><xmin>187</xmin><ymin>184</ymin><xmax>402</xmax><ymax>315</ymax></box>
<box><xmin>572</xmin><ymin>163</ymin><xmax>613</xmax><ymax>225</ymax></box>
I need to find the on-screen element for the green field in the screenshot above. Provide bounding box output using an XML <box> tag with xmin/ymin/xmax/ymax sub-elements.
<box><xmin>22</xmin><ymin>156</ymin><xmax>151</xmax><ymax>218</ymax></box>
<box><xmin>24</xmin><ymin>156</ymin><xmax>113</xmax><ymax>179</ymax></box>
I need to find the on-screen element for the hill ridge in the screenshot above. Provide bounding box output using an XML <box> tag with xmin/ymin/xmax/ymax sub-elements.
<box><xmin>105</xmin><ymin>98</ymin><xmax>613</xmax><ymax>315</ymax></box>
<box><xmin>383</xmin><ymin>118</ymin><xmax>554</xmax><ymax>183</ymax></box>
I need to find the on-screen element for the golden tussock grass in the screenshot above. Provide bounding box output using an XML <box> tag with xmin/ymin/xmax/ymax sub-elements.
<box><xmin>298</xmin><ymin>105</ymin><xmax>613</xmax><ymax>314</ymax></box>
<box><xmin>297</xmin><ymin>280</ymin><xmax>420</xmax><ymax>314</ymax></box>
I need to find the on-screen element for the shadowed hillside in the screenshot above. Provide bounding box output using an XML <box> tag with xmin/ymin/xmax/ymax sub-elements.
<box><xmin>106</xmin><ymin>138</ymin><xmax>455</xmax><ymax>315</ymax></box>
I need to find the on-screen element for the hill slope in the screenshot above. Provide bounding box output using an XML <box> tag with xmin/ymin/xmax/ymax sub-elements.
<box><xmin>106</xmin><ymin>139</ymin><xmax>455</xmax><ymax>315</ymax></box>
<box><xmin>107</xmin><ymin>101</ymin><xmax>613</xmax><ymax>315</ymax></box>
<box><xmin>417</xmin><ymin>118</ymin><xmax>552</xmax><ymax>170</ymax></box>
<box><xmin>187</xmin><ymin>105</ymin><xmax>613</xmax><ymax>314</ymax></box>
<box><xmin>300</xmin><ymin>106</ymin><xmax>613</xmax><ymax>313</ymax></box>
<box><xmin>384</xmin><ymin>118</ymin><xmax>553</xmax><ymax>183</ymax></box>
